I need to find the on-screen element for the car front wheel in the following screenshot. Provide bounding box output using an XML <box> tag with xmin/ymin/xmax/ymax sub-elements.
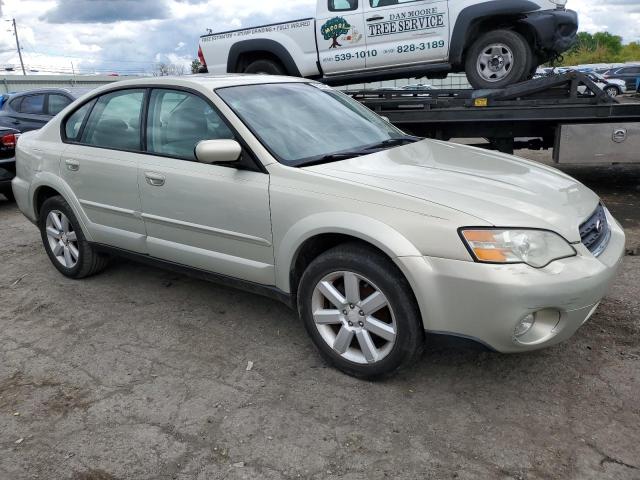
<box><xmin>39</xmin><ymin>195</ymin><xmax>109</xmax><ymax>279</ymax></box>
<box><xmin>297</xmin><ymin>243</ymin><xmax>424</xmax><ymax>379</ymax></box>
<box><xmin>605</xmin><ymin>86</ymin><xmax>619</xmax><ymax>97</ymax></box>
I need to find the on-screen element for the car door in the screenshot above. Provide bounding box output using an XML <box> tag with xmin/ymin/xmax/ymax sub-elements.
<box><xmin>9</xmin><ymin>93</ymin><xmax>49</xmax><ymax>132</ymax></box>
<box><xmin>60</xmin><ymin>89</ymin><xmax>148</xmax><ymax>253</ymax></box>
<box><xmin>363</xmin><ymin>0</ymin><xmax>449</xmax><ymax>69</ymax></box>
<box><xmin>317</xmin><ymin>0</ymin><xmax>368</xmax><ymax>74</ymax></box>
<box><xmin>138</xmin><ymin>88</ymin><xmax>274</xmax><ymax>285</ymax></box>
<box><xmin>620</xmin><ymin>66</ymin><xmax>640</xmax><ymax>90</ymax></box>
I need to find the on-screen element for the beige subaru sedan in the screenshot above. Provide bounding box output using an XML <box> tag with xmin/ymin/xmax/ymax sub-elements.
<box><xmin>12</xmin><ymin>75</ymin><xmax>625</xmax><ymax>378</ymax></box>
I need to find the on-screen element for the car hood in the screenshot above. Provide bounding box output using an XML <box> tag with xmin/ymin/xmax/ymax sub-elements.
<box><xmin>305</xmin><ymin>140</ymin><xmax>599</xmax><ymax>242</ymax></box>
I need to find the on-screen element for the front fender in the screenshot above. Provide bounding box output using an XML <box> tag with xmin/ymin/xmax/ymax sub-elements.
<box><xmin>275</xmin><ymin>211</ymin><xmax>423</xmax><ymax>293</ymax></box>
<box><xmin>449</xmin><ymin>0</ymin><xmax>541</xmax><ymax>67</ymax></box>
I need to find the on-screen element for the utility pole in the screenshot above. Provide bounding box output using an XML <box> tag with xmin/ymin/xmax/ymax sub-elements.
<box><xmin>11</xmin><ymin>18</ymin><xmax>26</xmax><ymax>76</ymax></box>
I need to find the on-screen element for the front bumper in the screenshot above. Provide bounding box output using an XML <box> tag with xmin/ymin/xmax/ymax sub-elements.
<box><xmin>398</xmin><ymin>210</ymin><xmax>625</xmax><ymax>353</ymax></box>
<box><xmin>521</xmin><ymin>9</ymin><xmax>578</xmax><ymax>59</ymax></box>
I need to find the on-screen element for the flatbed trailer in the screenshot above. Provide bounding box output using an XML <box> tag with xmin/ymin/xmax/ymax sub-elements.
<box><xmin>349</xmin><ymin>72</ymin><xmax>640</xmax><ymax>163</ymax></box>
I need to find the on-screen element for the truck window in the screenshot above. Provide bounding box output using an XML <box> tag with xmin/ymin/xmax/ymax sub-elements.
<box><xmin>370</xmin><ymin>0</ymin><xmax>423</xmax><ymax>6</ymax></box>
<box><xmin>330</xmin><ymin>0</ymin><xmax>358</xmax><ymax>11</ymax></box>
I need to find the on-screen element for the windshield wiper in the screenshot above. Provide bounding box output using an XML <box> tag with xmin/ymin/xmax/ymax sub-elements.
<box><xmin>297</xmin><ymin>151</ymin><xmax>368</xmax><ymax>167</ymax></box>
<box><xmin>297</xmin><ymin>136</ymin><xmax>422</xmax><ymax>168</ymax></box>
<box><xmin>363</xmin><ymin>135</ymin><xmax>423</xmax><ymax>151</ymax></box>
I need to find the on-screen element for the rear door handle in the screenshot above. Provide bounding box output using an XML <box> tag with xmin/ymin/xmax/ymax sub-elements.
<box><xmin>65</xmin><ymin>159</ymin><xmax>79</xmax><ymax>171</ymax></box>
<box><xmin>144</xmin><ymin>172</ymin><xmax>165</xmax><ymax>187</ymax></box>
<box><xmin>366</xmin><ymin>15</ymin><xmax>384</xmax><ymax>22</ymax></box>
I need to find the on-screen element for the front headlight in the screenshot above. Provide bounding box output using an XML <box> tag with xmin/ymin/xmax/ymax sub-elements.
<box><xmin>460</xmin><ymin>229</ymin><xmax>576</xmax><ymax>268</ymax></box>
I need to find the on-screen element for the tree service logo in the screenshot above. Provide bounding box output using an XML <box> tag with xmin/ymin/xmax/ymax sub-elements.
<box><xmin>321</xmin><ymin>17</ymin><xmax>352</xmax><ymax>49</ymax></box>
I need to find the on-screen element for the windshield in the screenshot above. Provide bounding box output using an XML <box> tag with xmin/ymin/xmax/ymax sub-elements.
<box><xmin>216</xmin><ymin>82</ymin><xmax>407</xmax><ymax>167</ymax></box>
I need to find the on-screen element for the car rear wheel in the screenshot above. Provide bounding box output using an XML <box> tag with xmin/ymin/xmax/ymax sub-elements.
<box><xmin>465</xmin><ymin>29</ymin><xmax>532</xmax><ymax>89</ymax></box>
<box><xmin>297</xmin><ymin>243</ymin><xmax>424</xmax><ymax>379</ymax></box>
<box><xmin>244</xmin><ymin>59</ymin><xmax>285</xmax><ymax>75</ymax></box>
<box><xmin>39</xmin><ymin>195</ymin><xmax>110</xmax><ymax>279</ymax></box>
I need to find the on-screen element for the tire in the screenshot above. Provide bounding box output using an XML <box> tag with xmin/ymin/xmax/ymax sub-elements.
<box><xmin>297</xmin><ymin>243</ymin><xmax>424</xmax><ymax>379</ymax></box>
<box><xmin>465</xmin><ymin>29</ymin><xmax>533</xmax><ymax>89</ymax></box>
<box><xmin>39</xmin><ymin>195</ymin><xmax>110</xmax><ymax>279</ymax></box>
<box><xmin>243</xmin><ymin>59</ymin><xmax>285</xmax><ymax>75</ymax></box>
<box><xmin>605</xmin><ymin>86</ymin><xmax>619</xmax><ymax>97</ymax></box>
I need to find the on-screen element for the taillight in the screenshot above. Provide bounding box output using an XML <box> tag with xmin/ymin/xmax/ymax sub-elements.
<box><xmin>198</xmin><ymin>45</ymin><xmax>207</xmax><ymax>68</ymax></box>
<box><xmin>1</xmin><ymin>133</ymin><xmax>16</xmax><ymax>148</ymax></box>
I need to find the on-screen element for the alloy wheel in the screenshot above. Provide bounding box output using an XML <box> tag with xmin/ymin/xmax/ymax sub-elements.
<box><xmin>45</xmin><ymin>210</ymin><xmax>79</xmax><ymax>268</ymax></box>
<box><xmin>476</xmin><ymin>43</ymin><xmax>514</xmax><ymax>82</ymax></box>
<box><xmin>311</xmin><ymin>271</ymin><xmax>397</xmax><ymax>365</ymax></box>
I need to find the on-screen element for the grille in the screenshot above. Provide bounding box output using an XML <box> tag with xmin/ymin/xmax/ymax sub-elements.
<box><xmin>579</xmin><ymin>204</ymin><xmax>610</xmax><ymax>256</ymax></box>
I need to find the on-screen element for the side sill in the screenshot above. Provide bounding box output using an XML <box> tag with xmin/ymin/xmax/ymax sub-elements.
<box><xmin>91</xmin><ymin>243</ymin><xmax>296</xmax><ymax>310</ymax></box>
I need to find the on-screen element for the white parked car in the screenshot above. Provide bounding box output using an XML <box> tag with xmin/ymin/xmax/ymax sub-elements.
<box><xmin>198</xmin><ymin>0</ymin><xmax>578</xmax><ymax>89</ymax></box>
<box><xmin>581</xmin><ymin>72</ymin><xmax>627</xmax><ymax>97</ymax></box>
<box><xmin>12</xmin><ymin>75</ymin><xmax>625</xmax><ymax>378</ymax></box>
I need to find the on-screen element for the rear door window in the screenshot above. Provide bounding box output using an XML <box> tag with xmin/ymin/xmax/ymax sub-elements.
<box><xmin>64</xmin><ymin>100</ymin><xmax>96</xmax><ymax>141</ymax></box>
<box><xmin>80</xmin><ymin>89</ymin><xmax>145</xmax><ymax>151</ymax></box>
<box><xmin>18</xmin><ymin>94</ymin><xmax>46</xmax><ymax>114</ymax></box>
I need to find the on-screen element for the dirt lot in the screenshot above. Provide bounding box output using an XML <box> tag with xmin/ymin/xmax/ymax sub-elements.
<box><xmin>1</xmin><ymin>158</ymin><xmax>639</xmax><ymax>480</ymax></box>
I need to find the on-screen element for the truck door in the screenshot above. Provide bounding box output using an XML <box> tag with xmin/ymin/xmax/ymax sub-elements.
<box><xmin>316</xmin><ymin>0</ymin><xmax>367</xmax><ymax>74</ymax></box>
<box><xmin>363</xmin><ymin>0</ymin><xmax>449</xmax><ymax>69</ymax></box>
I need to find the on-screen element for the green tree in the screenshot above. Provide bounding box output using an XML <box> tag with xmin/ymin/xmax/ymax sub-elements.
<box><xmin>321</xmin><ymin>17</ymin><xmax>351</xmax><ymax>49</ymax></box>
<box><xmin>191</xmin><ymin>59</ymin><xmax>202</xmax><ymax>74</ymax></box>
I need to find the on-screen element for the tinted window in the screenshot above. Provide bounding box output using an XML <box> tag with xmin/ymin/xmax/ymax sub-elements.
<box><xmin>329</xmin><ymin>0</ymin><xmax>358</xmax><ymax>11</ymax></box>
<box><xmin>370</xmin><ymin>0</ymin><xmax>424</xmax><ymax>6</ymax></box>
<box><xmin>64</xmin><ymin>100</ymin><xmax>95</xmax><ymax>141</ymax></box>
<box><xmin>48</xmin><ymin>94</ymin><xmax>72</xmax><ymax>116</ymax></box>
<box><xmin>19</xmin><ymin>94</ymin><xmax>46</xmax><ymax>114</ymax></box>
<box><xmin>9</xmin><ymin>97</ymin><xmax>23</xmax><ymax>111</ymax></box>
<box><xmin>81</xmin><ymin>89</ymin><xmax>144</xmax><ymax>151</ymax></box>
<box><xmin>147</xmin><ymin>89</ymin><xmax>234</xmax><ymax>160</ymax></box>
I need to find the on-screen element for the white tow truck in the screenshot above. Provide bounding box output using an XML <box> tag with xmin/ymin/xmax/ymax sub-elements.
<box><xmin>198</xmin><ymin>0</ymin><xmax>578</xmax><ymax>89</ymax></box>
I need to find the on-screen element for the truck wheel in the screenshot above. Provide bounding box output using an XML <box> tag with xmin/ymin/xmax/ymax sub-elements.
<box><xmin>244</xmin><ymin>59</ymin><xmax>285</xmax><ymax>75</ymax></box>
<box><xmin>465</xmin><ymin>29</ymin><xmax>532</xmax><ymax>89</ymax></box>
<box><xmin>297</xmin><ymin>243</ymin><xmax>424</xmax><ymax>379</ymax></box>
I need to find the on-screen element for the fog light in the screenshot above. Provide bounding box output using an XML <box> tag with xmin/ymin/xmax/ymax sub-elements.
<box><xmin>514</xmin><ymin>313</ymin><xmax>536</xmax><ymax>338</ymax></box>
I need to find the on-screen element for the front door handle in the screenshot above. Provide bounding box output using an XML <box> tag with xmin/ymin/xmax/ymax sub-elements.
<box><xmin>144</xmin><ymin>172</ymin><xmax>165</xmax><ymax>187</ymax></box>
<box><xmin>12</xmin><ymin>120</ymin><xmax>21</xmax><ymax>125</ymax></box>
<box><xmin>65</xmin><ymin>159</ymin><xmax>79</xmax><ymax>171</ymax></box>
<box><xmin>366</xmin><ymin>15</ymin><xmax>384</xmax><ymax>22</ymax></box>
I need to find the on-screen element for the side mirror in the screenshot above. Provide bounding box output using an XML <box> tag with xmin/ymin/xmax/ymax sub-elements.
<box><xmin>195</xmin><ymin>139</ymin><xmax>242</xmax><ymax>164</ymax></box>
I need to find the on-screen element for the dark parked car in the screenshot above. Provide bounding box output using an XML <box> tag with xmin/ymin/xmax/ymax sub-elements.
<box><xmin>0</xmin><ymin>88</ymin><xmax>91</xmax><ymax>133</ymax></box>
<box><xmin>603</xmin><ymin>65</ymin><xmax>640</xmax><ymax>91</ymax></box>
<box><xmin>0</xmin><ymin>126</ymin><xmax>20</xmax><ymax>201</ymax></box>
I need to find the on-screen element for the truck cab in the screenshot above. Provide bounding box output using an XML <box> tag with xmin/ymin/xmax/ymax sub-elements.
<box><xmin>198</xmin><ymin>0</ymin><xmax>578</xmax><ymax>89</ymax></box>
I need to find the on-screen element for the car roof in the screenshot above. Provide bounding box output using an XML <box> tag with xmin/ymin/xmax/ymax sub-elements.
<box><xmin>7</xmin><ymin>87</ymin><xmax>94</xmax><ymax>99</ymax></box>
<box><xmin>92</xmin><ymin>74</ymin><xmax>309</xmax><ymax>93</ymax></box>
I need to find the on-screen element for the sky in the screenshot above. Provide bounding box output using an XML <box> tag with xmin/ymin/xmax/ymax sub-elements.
<box><xmin>0</xmin><ymin>0</ymin><xmax>638</xmax><ymax>76</ymax></box>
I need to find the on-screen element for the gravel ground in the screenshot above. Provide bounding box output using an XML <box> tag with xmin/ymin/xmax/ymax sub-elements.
<box><xmin>1</xmin><ymin>158</ymin><xmax>639</xmax><ymax>480</ymax></box>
